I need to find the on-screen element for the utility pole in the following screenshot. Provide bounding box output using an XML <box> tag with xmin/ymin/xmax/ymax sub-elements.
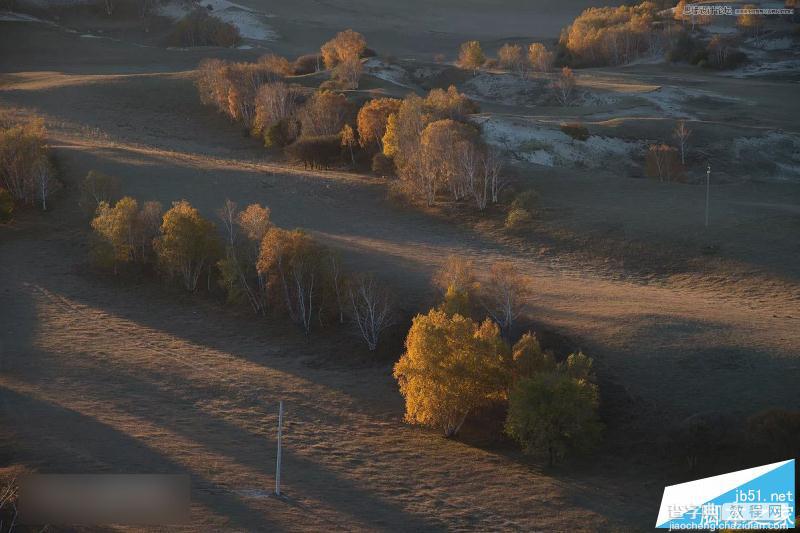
<box><xmin>275</xmin><ymin>400</ymin><xmax>283</xmax><ymax>496</ymax></box>
<box><xmin>705</xmin><ymin>163</ymin><xmax>711</xmax><ymax>228</ymax></box>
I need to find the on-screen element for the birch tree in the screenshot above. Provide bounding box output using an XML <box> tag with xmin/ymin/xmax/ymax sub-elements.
<box><xmin>155</xmin><ymin>200</ymin><xmax>221</xmax><ymax>292</ymax></box>
<box><xmin>349</xmin><ymin>273</ymin><xmax>394</xmax><ymax>351</ymax></box>
<box><xmin>674</xmin><ymin>121</ymin><xmax>691</xmax><ymax>165</ymax></box>
<box><xmin>479</xmin><ymin>261</ymin><xmax>529</xmax><ymax>336</ymax></box>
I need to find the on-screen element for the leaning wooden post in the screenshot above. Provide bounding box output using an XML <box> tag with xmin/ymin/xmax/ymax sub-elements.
<box><xmin>275</xmin><ymin>400</ymin><xmax>284</xmax><ymax>496</ymax></box>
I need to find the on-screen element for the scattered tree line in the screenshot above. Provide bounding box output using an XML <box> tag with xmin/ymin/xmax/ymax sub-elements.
<box><xmin>458</xmin><ymin>41</ymin><xmax>556</xmax><ymax>77</ymax></box>
<box><xmin>85</xmin><ymin>177</ymin><xmax>394</xmax><ymax>349</ymax></box>
<box><xmin>394</xmin><ymin>256</ymin><xmax>602</xmax><ymax>464</ymax></box>
<box><xmin>454</xmin><ymin>1</ymin><xmax>758</xmax><ymax>71</ymax></box>
<box><xmin>195</xmin><ymin>38</ymin><xmax>511</xmax><ymax>211</ymax></box>
<box><xmin>0</xmin><ymin>117</ymin><xmax>56</xmax><ymax>219</ymax></box>
<box><xmin>380</xmin><ymin>88</ymin><xmax>509</xmax><ymax>208</ymax></box>
<box><xmin>455</xmin><ymin>40</ymin><xmax>578</xmax><ymax>106</ymax></box>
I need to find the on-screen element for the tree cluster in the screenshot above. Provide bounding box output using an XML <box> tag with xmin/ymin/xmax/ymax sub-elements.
<box><xmin>86</xmin><ymin>183</ymin><xmax>394</xmax><ymax>348</ymax></box>
<box><xmin>378</xmin><ymin>88</ymin><xmax>507</xmax><ymax>208</ymax></box>
<box><xmin>320</xmin><ymin>29</ymin><xmax>367</xmax><ymax>89</ymax></box>
<box><xmin>666</xmin><ymin>32</ymin><xmax>747</xmax><ymax>70</ymax></box>
<box><xmin>456</xmin><ymin>41</ymin><xmax>556</xmax><ymax>76</ymax></box>
<box><xmin>560</xmin><ymin>2</ymin><xmax>660</xmax><ymax>66</ymax></box>
<box><xmin>0</xmin><ymin>118</ymin><xmax>55</xmax><ymax>211</ymax></box>
<box><xmin>394</xmin><ymin>256</ymin><xmax>601</xmax><ymax>462</ymax></box>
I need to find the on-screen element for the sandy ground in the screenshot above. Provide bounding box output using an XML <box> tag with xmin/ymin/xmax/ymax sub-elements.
<box><xmin>1</xmin><ymin>19</ymin><xmax>799</xmax><ymax>532</ymax></box>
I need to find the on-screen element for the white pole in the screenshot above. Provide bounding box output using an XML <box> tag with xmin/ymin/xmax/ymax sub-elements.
<box><xmin>275</xmin><ymin>400</ymin><xmax>283</xmax><ymax>496</ymax></box>
<box><xmin>705</xmin><ymin>163</ymin><xmax>711</xmax><ymax>228</ymax></box>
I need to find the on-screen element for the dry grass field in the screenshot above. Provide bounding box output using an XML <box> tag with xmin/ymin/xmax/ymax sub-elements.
<box><xmin>0</xmin><ymin>7</ymin><xmax>799</xmax><ymax>532</ymax></box>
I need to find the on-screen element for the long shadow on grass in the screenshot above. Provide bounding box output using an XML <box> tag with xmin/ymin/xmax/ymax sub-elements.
<box><xmin>4</xmin><ymin>360</ymin><xmax>448</xmax><ymax>531</ymax></box>
<box><xmin>0</xmin><ymin>385</ymin><xmax>285</xmax><ymax>531</ymax></box>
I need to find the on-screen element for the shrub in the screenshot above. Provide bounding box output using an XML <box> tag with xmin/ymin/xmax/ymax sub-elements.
<box><xmin>505</xmin><ymin>207</ymin><xmax>533</xmax><ymax>230</ymax></box>
<box><xmin>393</xmin><ymin>309</ymin><xmax>511</xmax><ymax>436</ymax></box>
<box><xmin>284</xmin><ymin>135</ymin><xmax>342</xmax><ymax>169</ymax></box>
<box><xmin>560</xmin><ymin>122</ymin><xmax>589</xmax><ymax>141</ymax></box>
<box><xmin>505</xmin><ymin>371</ymin><xmax>602</xmax><ymax>464</ymax></box>
<box><xmin>424</xmin><ymin>85</ymin><xmax>480</xmax><ymax>121</ymax></box>
<box><xmin>371</xmin><ymin>153</ymin><xmax>395</xmax><ymax>177</ymax></box>
<box><xmin>167</xmin><ymin>10</ymin><xmax>241</xmax><ymax>48</ymax></box>
<box><xmin>0</xmin><ymin>187</ymin><xmax>13</xmax><ymax>222</ymax></box>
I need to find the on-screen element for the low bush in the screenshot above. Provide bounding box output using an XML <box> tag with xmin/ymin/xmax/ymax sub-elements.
<box><xmin>505</xmin><ymin>207</ymin><xmax>533</xmax><ymax>230</ymax></box>
<box><xmin>167</xmin><ymin>10</ymin><xmax>241</xmax><ymax>48</ymax></box>
<box><xmin>0</xmin><ymin>187</ymin><xmax>13</xmax><ymax>222</ymax></box>
<box><xmin>560</xmin><ymin>122</ymin><xmax>589</xmax><ymax>141</ymax></box>
<box><xmin>284</xmin><ymin>135</ymin><xmax>342</xmax><ymax>169</ymax></box>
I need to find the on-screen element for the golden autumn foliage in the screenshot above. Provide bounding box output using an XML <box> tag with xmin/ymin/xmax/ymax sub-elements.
<box><xmin>298</xmin><ymin>90</ymin><xmax>349</xmax><ymax>137</ymax></box>
<box><xmin>90</xmin><ymin>196</ymin><xmax>164</xmax><ymax>272</ymax></box>
<box><xmin>91</xmin><ymin>196</ymin><xmax>139</xmax><ymax>271</ymax></box>
<box><xmin>0</xmin><ymin>118</ymin><xmax>50</xmax><ymax>207</ymax></box>
<box><xmin>357</xmin><ymin>98</ymin><xmax>402</xmax><ymax>149</ymax></box>
<box><xmin>195</xmin><ymin>56</ymin><xmax>290</xmax><ymax>128</ymax></box>
<box><xmin>154</xmin><ymin>200</ymin><xmax>221</xmax><ymax>292</ymax></box>
<box><xmin>497</xmin><ymin>43</ymin><xmax>525</xmax><ymax>75</ymax></box>
<box><xmin>528</xmin><ymin>42</ymin><xmax>554</xmax><ymax>73</ymax></box>
<box><xmin>457</xmin><ymin>40</ymin><xmax>485</xmax><ymax>73</ymax></box>
<box><xmin>511</xmin><ymin>332</ymin><xmax>556</xmax><ymax>382</ymax></box>
<box><xmin>561</xmin><ymin>2</ymin><xmax>658</xmax><ymax>66</ymax></box>
<box><xmin>257</xmin><ymin>227</ymin><xmax>327</xmax><ymax>334</ymax></box>
<box><xmin>321</xmin><ymin>29</ymin><xmax>367</xmax><ymax>69</ymax></box>
<box><xmin>393</xmin><ymin>309</ymin><xmax>510</xmax><ymax>436</ymax></box>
